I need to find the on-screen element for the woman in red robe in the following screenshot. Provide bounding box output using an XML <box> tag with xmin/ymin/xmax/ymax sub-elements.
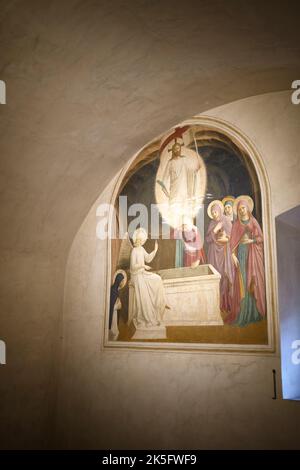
<box><xmin>226</xmin><ymin>196</ymin><xmax>266</xmax><ymax>326</ymax></box>
<box><xmin>182</xmin><ymin>221</ymin><xmax>206</xmax><ymax>267</ymax></box>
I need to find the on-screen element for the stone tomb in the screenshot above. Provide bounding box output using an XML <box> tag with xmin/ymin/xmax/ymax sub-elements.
<box><xmin>129</xmin><ymin>264</ymin><xmax>223</xmax><ymax>339</ymax></box>
<box><xmin>158</xmin><ymin>264</ymin><xmax>223</xmax><ymax>326</ymax></box>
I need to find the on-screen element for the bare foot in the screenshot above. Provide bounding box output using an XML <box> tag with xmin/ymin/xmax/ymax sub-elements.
<box><xmin>191</xmin><ymin>260</ymin><xmax>200</xmax><ymax>268</ymax></box>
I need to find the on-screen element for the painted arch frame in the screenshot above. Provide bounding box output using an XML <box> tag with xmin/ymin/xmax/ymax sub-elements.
<box><xmin>102</xmin><ymin>115</ymin><xmax>278</xmax><ymax>354</ymax></box>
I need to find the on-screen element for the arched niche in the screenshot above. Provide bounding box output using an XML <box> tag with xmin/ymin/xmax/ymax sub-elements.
<box><xmin>104</xmin><ymin>116</ymin><xmax>277</xmax><ymax>353</ymax></box>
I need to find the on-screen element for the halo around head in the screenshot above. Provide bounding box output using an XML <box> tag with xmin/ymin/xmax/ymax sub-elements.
<box><xmin>132</xmin><ymin>227</ymin><xmax>148</xmax><ymax>245</ymax></box>
<box><xmin>113</xmin><ymin>269</ymin><xmax>127</xmax><ymax>289</ymax></box>
<box><xmin>222</xmin><ymin>195</ymin><xmax>235</xmax><ymax>207</ymax></box>
<box><xmin>207</xmin><ymin>200</ymin><xmax>224</xmax><ymax>219</ymax></box>
<box><xmin>233</xmin><ymin>195</ymin><xmax>254</xmax><ymax>215</ymax></box>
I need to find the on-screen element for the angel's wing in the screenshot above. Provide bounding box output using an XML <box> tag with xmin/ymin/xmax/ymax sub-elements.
<box><xmin>117</xmin><ymin>232</ymin><xmax>133</xmax><ymax>269</ymax></box>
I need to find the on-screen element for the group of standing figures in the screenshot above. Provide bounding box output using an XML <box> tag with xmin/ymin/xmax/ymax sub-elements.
<box><xmin>109</xmin><ymin>194</ymin><xmax>266</xmax><ymax>337</ymax></box>
<box><xmin>206</xmin><ymin>195</ymin><xmax>266</xmax><ymax>327</ymax></box>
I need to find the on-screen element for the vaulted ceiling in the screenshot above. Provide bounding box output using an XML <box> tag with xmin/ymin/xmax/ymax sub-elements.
<box><xmin>1</xmin><ymin>0</ymin><xmax>300</xmax><ymax>259</ymax></box>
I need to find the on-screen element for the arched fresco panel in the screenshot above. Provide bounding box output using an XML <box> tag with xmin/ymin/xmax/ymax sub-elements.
<box><xmin>103</xmin><ymin>117</ymin><xmax>276</xmax><ymax>353</ymax></box>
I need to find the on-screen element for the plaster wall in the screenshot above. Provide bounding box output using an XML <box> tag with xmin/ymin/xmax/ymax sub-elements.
<box><xmin>56</xmin><ymin>91</ymin><xmax>300</xmax><ymax>449</ymax></box>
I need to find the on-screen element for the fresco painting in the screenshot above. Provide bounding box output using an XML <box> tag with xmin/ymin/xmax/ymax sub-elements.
<box><xmin>108</xmin><ymin>124</ymin><xmax>268</xmax><ymax>346</ymax></box>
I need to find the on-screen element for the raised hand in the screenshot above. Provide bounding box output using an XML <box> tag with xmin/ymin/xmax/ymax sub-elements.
<box><xmin>244</xmin><ymin>239</ymin><xmax>255</xmax><ymax>244</ymax></box>
<box><xmin>232</xmin><ymin>253</ymin><xmax>239</xmax><ymax>267</ymax></box>
<box><xmin>213</xmin><ymin>222</ymin><xmax>223</xmax><ymax>234</ymax></box>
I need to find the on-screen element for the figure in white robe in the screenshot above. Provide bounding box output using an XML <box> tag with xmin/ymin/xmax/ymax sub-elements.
<box><xmin>130</xmin><ymin>228</ymin><xmax>167</xmax><ymax>328</ymax></box>
<box><xmin>157</xmin><ymin>141</ymin><xmax>201</xmax><ymax>227</ymax></box>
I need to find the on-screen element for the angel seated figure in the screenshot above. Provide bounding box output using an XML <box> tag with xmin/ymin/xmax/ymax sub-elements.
<box><xmin>129</xmin><ymin>228</ymin><xmax>169</xmax><ymax>329</ymax></box>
